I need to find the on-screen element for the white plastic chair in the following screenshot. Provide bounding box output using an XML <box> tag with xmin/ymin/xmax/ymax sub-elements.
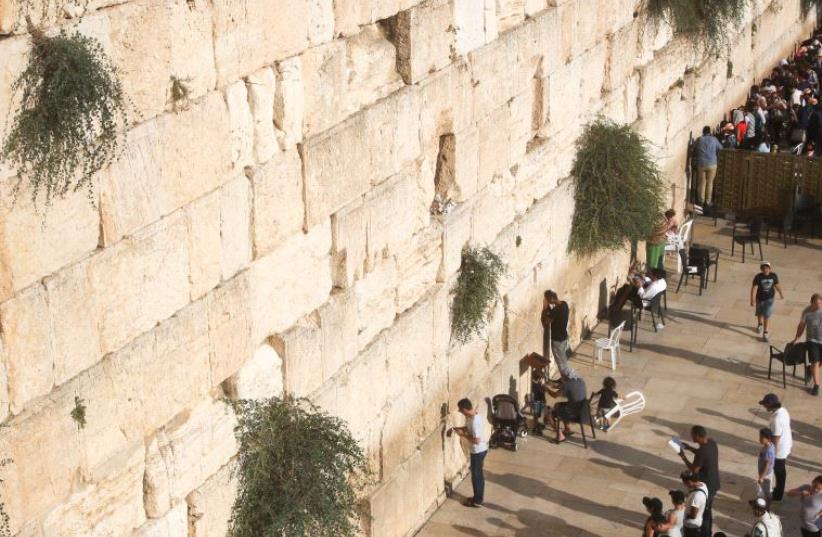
<box><xmin>594</xmin><ymin>321</ymin><xmax>625</xmax><ymax>370</ymax></box>
<box><xmin>601</xmin><ymin>391</ymin><xmax>646</xmax><ymax>431</ymax></box>
<box><xmin>664</xmin><ymin>219</ymin><xmax>694</xmax><ymax>273</ymax></box>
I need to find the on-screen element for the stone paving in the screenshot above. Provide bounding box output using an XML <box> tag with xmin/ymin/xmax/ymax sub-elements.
<box><xmin>417</xmin><ymin>218</ymin><xmax>822</xmax><ymax>537</ymax></box>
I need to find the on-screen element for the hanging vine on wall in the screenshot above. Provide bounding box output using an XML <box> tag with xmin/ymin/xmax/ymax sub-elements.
<box><xmin>645</xmin><ymin>0</ymin><xmax>748</xmax><ymax>56</ymax></box>
<box><xmin>1</xmin><ymin>26</ymin><xmax>127</xmax><ymax>207</ymax></box>
<box><xmin>451</xmin><ymin>245</ymin><xmax>507</xmax><ymax>344</ymax></box>
<box><xmin>568</xmin><ymin>119</ymin><xmax>665</xmax><ymax>257</ymax></box>
<box><xmin>228</xmin><ymin>397</ymin><xmax>370</xmax><ymax>537</ymax></box>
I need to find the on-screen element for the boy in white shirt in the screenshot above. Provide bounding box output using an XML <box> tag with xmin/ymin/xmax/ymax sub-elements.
<box><xmin>759</xmin><ymin>394</ymin><xmax>793</xmax><ymax>501</ymax></box>
<box><xmin>681</xmin><ymin>471</ymin><xmax>709</xmax><ymax>537</ymax></box>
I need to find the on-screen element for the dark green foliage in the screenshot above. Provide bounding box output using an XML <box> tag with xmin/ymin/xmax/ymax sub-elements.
<box><xmin>70</xmin><ymin>396</ymin><xmax>86</xmax><ymax>429</ymax></box>
<box><xmin>228</xmin><ymin>397</ymin><xmax>370</xmax><ymax>537</ymax></box>
<box><xmin>1</xmin><ymin>28</ymin><xmax>127</xmax><ymax>206</ymax></box>
<box><xmin>568</xmin><ymin>119</ymin><xmax>665</xmax><ymax>257</ymax></box>
<box><xmin>646</xmin><ymin>0</ymin><xmax>748</xmax><ymax>56</ymax></box>
<box><xmin>451</xmin><ymin>245</ymin><xmax>507</xmax><ymax>343</ymax></box>
<box><xmin>515</xmin><ymin>235</ymin><xmax>522</xmax><ymax>247</ymax></box>
<box><xmin>802</xmin><ymin>0</ymin><xmax>821</xmax><ymax>17</ymax></box>
<box><xmin>169</xmin><ymin>76</ymin><xmax>191</xmax><ymax>111</ymax></box>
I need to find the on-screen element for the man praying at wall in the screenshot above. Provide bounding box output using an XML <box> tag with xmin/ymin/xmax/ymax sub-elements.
<box><xmin>541</xmin><ymin>290</ymin><xmax>572</xmax><ymax>377</ymax></box>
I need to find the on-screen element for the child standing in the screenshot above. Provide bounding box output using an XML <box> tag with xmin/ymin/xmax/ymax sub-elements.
<box><xmin>750</xmin><ymin>262</ymin><xmax>784</xmax><ymax>342</ymax></box>
<box><xmin>530</xmin><ymin>368</ymin><xmax>547</xmax><ymax>434</ymax></box>
<box><xmin>595</xmin><ymin>377</ymin><xmax>618</xmax><ymax>430</ymax></box>
<box><xmin>757</xmin><ymin>428</ymin><xmax>776</xmax><ymax>501</ymax></box>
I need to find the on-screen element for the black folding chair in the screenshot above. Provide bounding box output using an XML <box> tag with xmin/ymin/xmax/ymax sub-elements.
<box><xmin>768</xmin><ymin>343</ymin><xmax>809</xmax><ymax>389</ymax></box>
<box><xmin>554</xmin><ymin>398</ymin><xmax>596</xmax><ymax>449</ymax></box>
<box><xmin>676</xmin><ymin>249</ymin><xmax>708</xmax><ymax>295</ymax></box>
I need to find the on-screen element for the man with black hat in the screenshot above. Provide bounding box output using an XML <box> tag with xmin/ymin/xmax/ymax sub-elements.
<box><xmin>679</xmin><ymin>425</ymin><xmax>720</xmax><ymax>537</ymax></box>
<box><xmin>681</xmin><ymin>471</ymin><xmax>710</xmax><ymax>537</ymax></box>
<box><xmin>759</xmin><ymin>394</ymin><xmax>793</xmax><ymax>501</ymax></box>
<box><xmin>745</xmin><ymin>497</ymin><xmax>783</xmax><ymax>537</ymax></box>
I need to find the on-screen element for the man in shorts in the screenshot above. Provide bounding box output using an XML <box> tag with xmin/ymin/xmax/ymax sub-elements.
<box><xmin>545</xmin><ymin>369</ymin><xmax>587</xmax><ymax>443</ymax></box>
<box><xmin>792</xmin><ymin>293</ymin><xmax>822</xmax><ymax>396</ymax></box>
<box><xmin>750</xmin><ymin>262</ymin><xmax>783</xmax><ymax>342</ymax></box>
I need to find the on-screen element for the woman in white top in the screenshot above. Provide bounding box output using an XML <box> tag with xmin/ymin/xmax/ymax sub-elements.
<box><xmin>658</xmin><ymin>490</ymin><xmax>686</xmax><ymax>537</ymax></box>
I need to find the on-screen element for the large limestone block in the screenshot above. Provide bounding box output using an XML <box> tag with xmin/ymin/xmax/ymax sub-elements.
<box><xmin>223</xmin><ymin>341</ymin><xmax>284</xmax><ymax>400</ymax></box>
<box><xmin>132</xmin><ymin>504</ymin><xmax>187</xmax><ymax>537</ymax></box>
<box><xmin>604</xmin><ymin>22</ymin><xmax>639</xmax><ymax>93</ymax></box>
<box><xmin>453</xmin><ymin>0</ymin><xmax>486</xmax><ymax>56</ymax></box>
<box><xmin>0</xmin><ymin>180</ymin><xmax>100</xmax><ymax>300</ymax></box>
<box><xmin>247</xmin><ymin>67</ymin><xmax>278</xmax><ymax>164</ymax></box>
<box><xmin>354</xmin><ymin>260</ymin><xmax>398</xmax><ymax>350</ymax></box>
<box><xmin>437</xmin><ymin>201</ymin><xmax>472</xmax><ymax>281</ymax></box>
<box><xmin>249</xmin><ymin>222</ymin><xmax>333</xmax><ymax>341</ymax></box>
<box><xmin>226</xmin><ymin>80</ymin><xmax>254</xmax><ymax>171</ymax></box>
<box><xmin>79</xmin><ymin>299</ymin><xmax>211</xmax><ymax>473</ymax></box>
<box><xmin>0</xmin><ymin>284</ymin><xmax>53</xmax><ymax>414</ymax></box>
<box><xmin>301</xmin><ymin>27</ymin><xmax>403</xmax><ymax>137</ymax></box>
<box><xmin>207</xmin><ymin>274</ymin><xmax>254</xmax><ymax>387</ymax></box>
<box><xmin>471</xmin><ymin>175</ymin><xmax>517</xmax><ymax>246</ymax></box>
<box><xmin>504</xmin><ymin>273</ymin><xmax>541</xmax><ymax>358</ymax></box>
<box><xmin>0</xmin><ymin>345</ymin><xmax>8</xmax><ymax>422</ymax></box>
<box><xmin>469</xmin><ymin>30</ymin><xmax>518</xmax><ymax>119</ymax></box>
<box><xmin>220</xmin><ymin>175</ymin><xmax>252</xmax><ymax>280</ymax></box>
<box><xmin>333</xmin><ymin>0</ymin><xmax>424</xmax><ymax>37</ymax></box>
<box><xmin>476</xmin><ymin>104</ymin><xmax>512</xmax><ymax>192</ymax></box>
<box><xmin>384</xmin><ymin>298</ymin><xmax>434</xmax><ymax>399</ymax></box>
<box><xmin>330</xmin><ymin>198</ymin><xmax>367</xmax><ymax>288</ymax></box>
<box><xmin>89</xmin><ymin>211</ymin><xmax>191</xmax><ymax>355</ymax></box>
<box><xmin>39</xmin><ymin>444</ymin><xmax>146</xmax><ymax>537</ymax></box>
<box><xmin>307</xmin><ymin>0</ymin><xmax>334</xmax><ymax>45</ymax></box>
<box><xmin>390</xmin><ymin>0</ymin><xmax>455</xmax><ymax>84</ymax></box>
<box><xmin>273</xmin><ymin>316</ymin><xmax>323</xmax><ymax>398</ymax></box>
<box><xmin>317</xmin><ymin>289</ymin><xmax>358</xmax><ymax>383</ymax></box>
<box><xmin>497</xmin><ymin>0</ymin><xmax>525</xmax><ymax>33</ymax></box>
<box><xmin>0</xmin><ymin>0</ymin><xmax>14</xmax><ymax>34</ymax></box>
<box><xmin>187</xmin><ymin>462</ymin><xmax>238</xmax><ymax>537</ymax></box>
<box><xmin>212</xmin><ymin>0</ymin><xmax>309</xmax><ymax>85</ymax></box>
<box><xmin>274</xmin><ymin>57</ymin><xmax>304</xmax><ymax>150</ymax></box>
<box><xmin>76</xmin><ymin>0</ymin><xmax>216</xmax><ymax>120</ymax></box>
<box><xmin>331</xmin><ymin>335</ymin><xmax>388</xmax><ymax>444</ymax></box>
<box><xmin>417</xmin><ymin>63</ymin><xmax>473</xmax><ymax>158</ymax></box>
<box><xmin>250</xmin><ymin>149</ymin><xmax>305</xmax><ymax>259</ymax></box>
<box><xmin>543</xmin><ymin>56</ymin><xmax>582</xmax><ymax>136</ymax></box>
<box><xmin>302</xmin><ymin>87</ymin><xmax>420</xmax><ymax>226</ymax></box>
<box><xmin>99</xmin><ymin>93</ymin><xmax>232</xmax><ymax>244</ymax></box>
<box><xmin>396</xmin><ymin>227</ymin><xmax>441</xmax><ymax>314</ymax></box>
<box><xmin>380</xmin><ymin>379</ymin><xmax>425</xmax><ymax>476</ymax></box>
<box><xmin>186</xmin><ymin>190</ymin><xmax>222</xmax><ymax>301</ymax></box>
<box><xmin>143</xmin><ymin>398</ymin><xmax>238</xmax><ymax>516</ymax></box>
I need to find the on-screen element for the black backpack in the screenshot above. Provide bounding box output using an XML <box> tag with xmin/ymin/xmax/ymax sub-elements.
<box><xmin>783</xmin><ymin>342</ymin><xmax>807</xmax><ymax>366</ymax></box>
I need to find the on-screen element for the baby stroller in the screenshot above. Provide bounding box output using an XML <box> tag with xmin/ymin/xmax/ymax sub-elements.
<box><xmin>488</xmin><ymin>394</ymin><xmax>528</xmax><ymax>451</ymax></box>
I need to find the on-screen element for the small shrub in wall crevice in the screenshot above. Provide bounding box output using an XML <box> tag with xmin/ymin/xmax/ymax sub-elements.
<box><xmin>1</xmin><ymin>27</ymin><xmax>127</xmax><ymax>207</ymax></box>
<box><xmin>228</xmin><ymin>397</ymin><xmax>370</xmax><ymax>537</ymax></box>
<box><xmin>70</xmin><ymin>396</ymin><xmax>86</xmax><ymax>429</ymax></box>
<box><xmin>568</xmin><ymin>119</ymin><xmax>665</xmax><ymax>257</ymax></box>
<box><xmin>645</xmin><ymin>0</ymin><xmax>748</xmax><ymax>56</ymax></box>
<box><xmin>451</xmin><ymin>245</ymin><xmax>507</xmax><ymax>344</ymax></box>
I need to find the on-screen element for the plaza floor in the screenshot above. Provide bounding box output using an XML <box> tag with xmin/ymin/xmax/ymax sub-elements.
<box><xmin>417</xmin><ymin>218</ymin><xmax>822</xmax><ymax>537</ymax></box>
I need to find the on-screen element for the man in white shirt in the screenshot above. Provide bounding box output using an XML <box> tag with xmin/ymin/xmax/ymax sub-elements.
<box><xmin>450</xmin><ymin>398</ymin><xmax>488</xmax><ymax>508</ymax></box>
<box><xmin>681</xmin><ymin>471</ymin><xmax>710</xmax><ymax>537</ymax></box>
<box><xmin>759</xmin><ymin>393</ymin><xmax>793</xmax><ymax>501</ymax></box>
<box><xmin>631</xmin><ymin>269</ymin><xmax>667</xmax><ymax>330</ymax></box>
<box><xmin>746</xmin><ymin>497</ymin><xmax>783</xmax><ymax>537</ymax></box>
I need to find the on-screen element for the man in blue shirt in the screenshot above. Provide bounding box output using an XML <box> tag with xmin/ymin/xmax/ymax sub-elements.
<box><xmin>693</xmin><ymin>126</ymin><xmax>723</xmax><ymax>206</ymax></box>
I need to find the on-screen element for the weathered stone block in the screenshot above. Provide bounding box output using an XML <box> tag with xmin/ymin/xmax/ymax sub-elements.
<box><xmin>143</xmin><ymin>398</ymin><xmax>238</xmax><ymax>515</ymax></box>
<box><xmin>207</xmin><ymin>274</ymin><xmax>254</xmax><ymax>387</ymax></box>
<box><xmin>0</xmin><ymin>0</ymin><xmax>15</xmax><ymax>34</ymax></box>
<box><xmin>187</xmin><ymin>462</ymin><xmax>237</xmax><ymax>537</ymax></box>
<box><xmin>317</xmin><ymin>289</ymin><xmax>358</xmax><ymax>383</ymax></box>
<box><xmin>226</xmin><ymin>80</ymin><xmax>254</xmax><ymax>171</ymax></box>
<box><xmin>477</xmin><ymin>105</ymin><xmax>512</xmax><ymax>192</ymax></box>
<box><xmin>247</xmin><ymin>67</ymin><xmax>278</xmax><ymax>164</ymax></box>
<box><xmin>354</xmin><ymin>260</ymin><xmax>398</xmax><ymax>350</ymax></box>
<box><xmin>453</xmin><ymin>0</ymin><xmax>486</xmax><ymax>56</ymax></box>
<box><xmin>99</xmin><ymin>93</ymin><xmax>232</xmax><ymax>244</ymax></box>
<box><xmin>437</xmin><ymin>201</ymin><xmax>472</xmax><ymax>281</ymax></box>
<box><xmin>307</xmin><ymin>0</ymin><xmax>334</xmax><ymax>45</ymax></box>
<box><xmin>132</xmin><ymin>503</ymin><xmax>187</xmax><ymax>537</ymax></box>
<box><xmin>186</xmin><ymin>190</ymin><xmax>222</xmax><ymax>301</ymax></box>
<box><xmin>223</xmin><ymin>341</ymin><xmax>284</xmax><ymax>400</ymax></box>
<box><xmin>390</xmin><ymin>0</ymin><xmax>455</xmax><ymax>84</ymax></box>
<box><xmin>273</xmin><ymin>315</ymin><xmax>323</xmax><ymax>397</ymax></box>
<box><xmin>212</xmin><ymin>0</ymin><xmax>309</xmax><ymax>85</ymax></box>
<box><xmin>274</xmin><ymin>56</ymin><xmax>304</xmax><ymax>150</ymax></box>
<box><xmin>249</xmin><ymin>222</ymin><xmax>332</xmax><ymax>341</ymax></box>
<box><xmin>469</xmin><ymin>30</ymin><xmax>518</xmax><ymax>119</ymax></box>
<box><xmin>497</xmin><ymin>0</ymin><xmax>525</xmax><ymax>33</ymax></box>
<box><xmin>220</xmin><ymin>175</ymin><xmax>252</xmax><ymax>280</ymax></box>
<box><xmin>250</xmin><ymin>149</ymin><xmax>304</xmax><ymax>259</ymax></box>
<box><xmin>396</xmin><ymin>228</ymin><xmax>441</xmax><ymax>314</ymax></box>
<box><xmin>333</xmin><ymin>0</ymin><xmax>424</xmax><ymax>37</ymax></box>
<box><xmin>331</xmin><ymin>335</ymin><xmax>388</xmax><ymax>443</ymax></box>
<box><xmin>90</xmin><ymin>211</ymin><xmax>191</xmax><ymax>355</ymax></box>
<box><xmin>330</xmin><ymin>198</ymin><xmax>367</xmax><ymax>288</ymax></box>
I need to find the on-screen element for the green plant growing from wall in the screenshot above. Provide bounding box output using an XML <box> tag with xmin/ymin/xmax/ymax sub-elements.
<box><xmin>70</xmin><ymin>396</ymin><xmax>87</xmax><ymax>429</ymax></box>
<box><xmin>1</xmin><ymin>27</ymin><xmax>127</xmax><ymax>207</ymax></box>
<box><xmin>228</xmin><ymin>397</ymin><xmax>370</xmax><ymax>537</ymax></box>
<box><xmin>0</xmin><ymin>456</ymin><xmax>11</xmax><ymax>537</ymax></box>
<box><xmin>645</xmin><ymin>0</ymin><xmax>748</xmax><ymax>56</ymax></box>
<box><xmin>451</xmin><ymin>245</ymin><xmax>507</xmax><ymax>344</ymax></box>
<box><xmin>169</xmin><ymin>75</ymin><xmax>191</xmax><ymax>111</ymax></box>
<box><xmin>568</xmin><ymin>119</ymin><xmax>665</xmax><ymax>257</ymax></box>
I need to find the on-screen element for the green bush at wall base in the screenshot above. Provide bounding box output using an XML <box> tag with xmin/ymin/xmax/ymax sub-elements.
<box><xmin>568</xmin><ymin>119</ymin><xmax>665</xmax><ymax>257</ymax></box>
<box><xmin>228</xmin><ymin>397</ymin><xmax>370</xmax><ymax>537</ymax></box>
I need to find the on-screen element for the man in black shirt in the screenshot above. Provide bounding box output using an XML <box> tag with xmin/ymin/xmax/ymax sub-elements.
<box><xmin>541</xmin><ymin>290</ymin><xmax>572</xmax><ymax>376</ymax></box>
<box><xmin>750</xmin><ymin>262</ymin><xmax>784</xmax><ymax>342</ymax></box>
<box><xmin>679</xmin><ymin>425</ymin><xmax>720</xmax><ymax>537</ymax></box>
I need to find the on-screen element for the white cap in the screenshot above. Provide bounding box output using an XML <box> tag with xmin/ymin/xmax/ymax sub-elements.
<box><xmin>753</xmin><ymin>497</ymin><xmax>767</xmax><ymax>508</ymax></box>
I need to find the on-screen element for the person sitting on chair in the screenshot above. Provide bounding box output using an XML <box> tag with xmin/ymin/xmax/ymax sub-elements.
<box><xmin>629</xmin><ymin>269</ymin><xmax>667</xmax><ymax>329</ymax></box>
<box><xmin>546</xmin><ymin>369</ymin><xmax>587</xmax><ymax>443</ymax></box>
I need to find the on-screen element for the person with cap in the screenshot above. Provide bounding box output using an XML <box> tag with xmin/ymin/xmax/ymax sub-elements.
<box><xmin>681</xmin><ymin>471</ymin><xmax>710</xmax><ymax>537</ymax></box>
<box><xmin>656</xmin><ymin>490</ymin><xmax>686</xmax><ymax>537</ymax></box>
<box><xmin>787</xmin><ymin>475</ymin><xmax>822</xmax><ymax>537</ymax></box>
<box><xmin>750</xmin><ymin>262</ymin><xmax>784</xmax><ymax>342</ymax></box>
<box><xmin>759</xmin><ymin>394</ymin><xmax>793</xmax><ymax>501</ymax></box>
<box><xmin>692</xmin><ymin>126</ymin><xmax>723</xmax><ymax>206</ymax></box>
<box><xmin>643</xmin><ymin>497</ymin><xmax>667</xmax><ymax>537</ymax></box>
<box><xmin>678</xmin><ymin>426</ymin><xmax>720</xmax><ymax>537</ymax></box>
<box><xmin>448</xmin><ymin>398</ymin><xmax>488</xmax><ymax>508</ymax></box>
<box><xmin>756</xmin><ymin>428</ymin><xmax>776</xmax><ymax>501</ymax></box>
<box><xmin>791</xmin><ymin>293</ymin><xmax>822</xmax><ymax>396</ymax></box>
<box><xmin>745</xmin><ymin>497</ymin><xmax>783</xmax><ymax>537</ymax></box>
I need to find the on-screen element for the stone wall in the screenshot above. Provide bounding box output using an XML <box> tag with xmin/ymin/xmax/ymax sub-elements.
<box><xmin>0</xmin><ymin>0</ymin><xmax>813</xmax><ymax>536</ymax></box>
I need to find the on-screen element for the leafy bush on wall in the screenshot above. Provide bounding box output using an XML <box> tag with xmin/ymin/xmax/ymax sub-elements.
<box><xmin>451</xmin><ymin>245</ymin><xmax>507</xmax><ymax>344</ymax></box>
<box><xmin>646</xmin><ymin>0</ymin><xmax>748</xmax><ymax>56</ymax></box>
